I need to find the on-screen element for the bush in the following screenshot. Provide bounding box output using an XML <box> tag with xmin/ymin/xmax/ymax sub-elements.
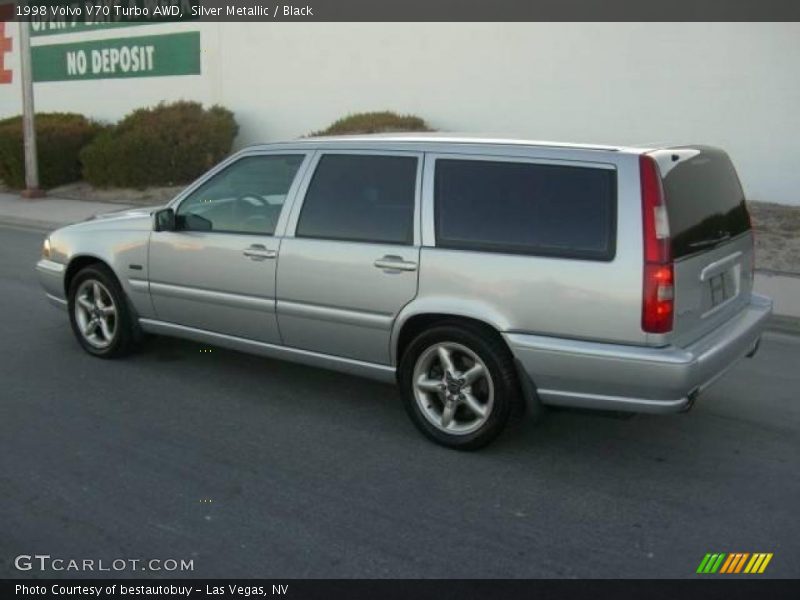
<box><xmin>81</xmin><ymin>101</ymin><xmax>238</xmax><ymax>188</ymax></box>
<box><xmin>310</xmin><ymin>111</ymin><xmax>433</xmax><ymax>136</ymax></box>
<box><xmin>0</xmin><ymin>113</ymin><xmax>103</xmax><ymax>189</ymax></box>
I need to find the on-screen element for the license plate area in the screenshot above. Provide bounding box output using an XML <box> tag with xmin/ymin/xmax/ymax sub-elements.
<box><xmin>709</xmin><ymin>273</ymin><xmax>730</xmax><ymax>306</ymax></box>
<box><xmin>707</xmin><ymin>266</ymin><xmax>740</xmax><ymax>311</ymax></box>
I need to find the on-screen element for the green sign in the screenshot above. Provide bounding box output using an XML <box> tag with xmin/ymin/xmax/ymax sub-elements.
<box><xmin>31</xmin><ymin>31</ymin><xmax>200</xmax><ymax>81</ymax></box>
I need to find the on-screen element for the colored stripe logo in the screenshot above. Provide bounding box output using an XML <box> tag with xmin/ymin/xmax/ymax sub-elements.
<box><xmin>696</xmin><ymin>553</ymin><xmax>773</xmax><ymax>574</ymax></box>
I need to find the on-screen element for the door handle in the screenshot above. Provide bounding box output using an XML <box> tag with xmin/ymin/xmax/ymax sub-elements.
<box><xmin>374</xmin><ymin>255</ymin><xmax>417</xmax><ymax>272</ymax></box>
<box><xmin>243</xmin><ymin>244</ymin><xmax>277</xmax><ymax>260</ymax></box>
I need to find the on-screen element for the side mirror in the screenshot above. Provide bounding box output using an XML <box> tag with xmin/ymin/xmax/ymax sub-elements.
<box><xmin>154</xmin><ymin>208</ymin><xmax>176</xmax><ymax>232</ymax></box>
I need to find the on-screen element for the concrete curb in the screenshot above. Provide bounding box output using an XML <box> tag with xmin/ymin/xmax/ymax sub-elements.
<box><xmin>765</xmin><ymin>315</ymin><xmax>800</xmax><ymax>336</ymax></box>
<box><xmin>0</xmin><ymin>215</ymin><xmax>65</xmax><ymax>232</ymax></box>
<box><xmin>0</xmin><ymin>192</ymin><xmax>135</xmax><ymax>233</ymax></box>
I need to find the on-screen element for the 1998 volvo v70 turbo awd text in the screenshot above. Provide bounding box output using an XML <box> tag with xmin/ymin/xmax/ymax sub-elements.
<box><xmin>36</xmin><ymin>135</ymin><xmax>772</xmax><ymax>449</ymax></box>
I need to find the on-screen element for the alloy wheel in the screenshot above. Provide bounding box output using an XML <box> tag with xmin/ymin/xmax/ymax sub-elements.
<box><xmin>412</xmin><ymin>342</ymin><xmax>495</xmax><ymax>435</ymax></box>
<box><xmin>74</xmin><ymin>279</ymin><xmax>118</xmax><ymax>349</ymax></box>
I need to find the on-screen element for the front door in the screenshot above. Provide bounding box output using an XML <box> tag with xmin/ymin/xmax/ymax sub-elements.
<box><xmin>277</xmin><ymin>152</ymin><xmax>422</xmax><ymax>364</ymax></box>
<box><xmin>148</xmin><ymin>153</ymin><xmax>308</xmax><ymax>343</ymax></box>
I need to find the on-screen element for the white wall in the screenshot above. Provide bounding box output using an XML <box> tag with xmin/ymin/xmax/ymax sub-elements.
<box><xmin>1</xmin><ymin>22</ymin><xmax>798</xmax><ymax>205</ymax></box>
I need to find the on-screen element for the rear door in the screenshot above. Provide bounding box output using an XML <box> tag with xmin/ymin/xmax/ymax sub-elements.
<box><xmin>651</xmin><ymin>146</ymin><xmax>754</xmax><ymax>345</ymax></box>
<box><xmin>276</xmin><ymin>151</ymin><xmax>422</xmax><ymax>364</ymax></box>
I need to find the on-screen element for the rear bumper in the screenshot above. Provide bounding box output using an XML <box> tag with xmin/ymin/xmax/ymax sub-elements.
<box><xmin>505</xmin><ymin>293</ymin><xmax>772</xmax><ymax>413</ymax></box>
<box><xmin>36</xmin><ymin>259</ymin><xmax>67</xmax><ymax>310</ymax></box>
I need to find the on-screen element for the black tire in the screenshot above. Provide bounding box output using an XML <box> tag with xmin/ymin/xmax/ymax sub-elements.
<box><xmin>67</xmin><ymin>264</ymin><xmax>136</xmax><ymax>358</ymax></box>
<box><xmin>398</xmin><ymin>323</ymin><xmax>523</xmax><ymax>450</ymax></box>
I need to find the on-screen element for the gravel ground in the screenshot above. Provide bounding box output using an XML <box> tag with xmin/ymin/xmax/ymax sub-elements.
<box><xmin>749</xmin><ymin>201</ymin><xmax>800</xmax><ymax>275</ymax></box>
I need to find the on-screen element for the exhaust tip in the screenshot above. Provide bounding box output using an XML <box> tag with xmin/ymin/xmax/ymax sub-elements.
<box><xmin>746</xmin><ymin>337</ymin><xmax>761</xmax><ymax>358</ymax></box>
<box><xmin>682</xmin><ymin>389</ymin><xmax>700</xmax><ymax>413</ymax></box>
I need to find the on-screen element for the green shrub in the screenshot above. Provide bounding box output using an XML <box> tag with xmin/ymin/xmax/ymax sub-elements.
<box><xmin>310</xmin><ymin>111</ymin><xmax>433</xmax><ymax>136</ymax></box>
<box><xmin>81</xmin><ymin>101</ymin><xmax>238</xmax><ymax>188</ymax></box>
<box><xmin>0</xmin><ymin>113</ymin><xmax>103</xmax><ymax>189</ymax></box>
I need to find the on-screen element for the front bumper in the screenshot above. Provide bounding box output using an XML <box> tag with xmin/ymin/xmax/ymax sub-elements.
<box><xmin>506</xmin><ymin>293</ymin><xmax>773</xmax><ymax>413</ymax></box>
<box><xmin>36</xmin><ymin>259</ymin><xmax>67</xmax><ymax>310</ymax></box>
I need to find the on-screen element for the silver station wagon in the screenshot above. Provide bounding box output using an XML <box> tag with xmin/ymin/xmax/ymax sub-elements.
<box><xmin>37</xmin><ymin>135</ymin><xmax>772</xmax><ymax>449</ymax></box>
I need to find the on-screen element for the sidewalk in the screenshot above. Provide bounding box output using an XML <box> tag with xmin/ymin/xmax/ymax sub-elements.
<box><xmin>0</xmin><ymin>191</ymin><xmax>134</xmax><ymax>231</ymax></box>
<box><xmin>754</xmin><ymin>271</ymin><xmax>800</xmax><ymax>332</ymax></box>
<box><xmin>1</xmin><ymin>191</ymin><xmax>798</xmax><ymax>329</ymax></box>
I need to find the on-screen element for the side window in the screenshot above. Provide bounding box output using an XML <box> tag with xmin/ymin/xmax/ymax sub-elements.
<box><xmin>434</xmin><ymin>159</ymin><xmax>616</xmax><ymax>260</ymax></box>
<box><xmin>295</xmin><ymin>154</ymin><xmax>417</xmax><ymax>245</ymax></box>
<box><xmin>176</xmin><ymin>154</ymin><xmax>305</xmax><ymax>235</ymax></box>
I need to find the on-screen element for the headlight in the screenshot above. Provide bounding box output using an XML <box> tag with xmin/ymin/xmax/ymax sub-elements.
<box><xmin>42</xmin><ymin>237</ymin><xmax>51</xmax><ymax>259</ymax></box>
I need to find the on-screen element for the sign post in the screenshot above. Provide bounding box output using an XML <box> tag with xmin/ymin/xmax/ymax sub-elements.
<box><xmin>19</xmin><ymin>20</ymin><xmax>42</xmax><ymax>198</ymax></box>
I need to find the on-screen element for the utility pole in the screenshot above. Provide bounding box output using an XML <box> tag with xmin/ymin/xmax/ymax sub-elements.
<box><xmin>18</xmin><ymin>19</ymin><xmax>42</xmax><ymax>198</ymax></box>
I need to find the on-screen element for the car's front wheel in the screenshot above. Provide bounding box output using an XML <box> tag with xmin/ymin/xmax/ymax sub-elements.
<box><xmin>68</xmin><ymin>265</ymin><xmax>135</xmax><ymax>358</ymax></box>
<box><xmin>399</xmin><ymin>324</ymin><xmax>523</xmax><ymax>450</ymax></box>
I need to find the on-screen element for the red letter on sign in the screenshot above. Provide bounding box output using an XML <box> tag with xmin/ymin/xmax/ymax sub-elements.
<box><xmin>0</xmin><ymin>3</ymin><xmax>13</xmax><ymax>84</ymax></box>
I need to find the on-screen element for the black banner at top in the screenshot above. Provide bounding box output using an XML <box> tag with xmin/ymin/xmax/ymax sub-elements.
<box><xmin>8</xmin><ymin>0</ymin><xmax>800</xmax><ymax>22</ymax></box>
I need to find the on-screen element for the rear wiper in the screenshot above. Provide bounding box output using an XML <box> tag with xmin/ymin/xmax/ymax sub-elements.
<box><xmin>689</xmin><ymin>232</ymin><xmax>731</xmax><ymax>249</ymax></box>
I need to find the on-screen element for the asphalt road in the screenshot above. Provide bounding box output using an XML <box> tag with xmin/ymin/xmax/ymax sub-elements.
<box><xmin>1</xmin><ymin>225</ymin><xmax>798</xmax><ymax>579</ymax></box>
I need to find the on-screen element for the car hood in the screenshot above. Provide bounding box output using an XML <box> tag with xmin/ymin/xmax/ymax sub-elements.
<box><xmin>88</xmin><ymin>205</ymin><xmax>163</xmax><ymax>221</ymax></box>
<box><xmin>54</xmin><ymin>205</ymin><xmax>162</xmax><ymax>236</ymax></box>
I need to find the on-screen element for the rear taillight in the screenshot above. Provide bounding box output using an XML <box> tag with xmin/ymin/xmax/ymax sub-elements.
<box><xmin>640</xmin><ymin>154</ymin><xmax>674</xmax><ymax>333</ymax></box>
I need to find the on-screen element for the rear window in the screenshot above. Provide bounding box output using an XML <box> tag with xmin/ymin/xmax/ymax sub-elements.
<box><xmin>434</xmin><ymin>159</ymin><xmax>616</xmax><ymax>260</ymax></box>
<box><xmin>658</xmin><ymin>147</ymin><xmax>751</xmax><ymax>259</ymax></box>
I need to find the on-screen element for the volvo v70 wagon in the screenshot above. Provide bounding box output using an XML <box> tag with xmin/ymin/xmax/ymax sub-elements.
<box><xmin>37</xmin><ymin>135</ymin><xmax>772</xmax><ymax>449</ymax></box>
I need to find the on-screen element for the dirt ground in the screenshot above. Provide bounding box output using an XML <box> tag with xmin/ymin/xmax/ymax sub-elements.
<box><xmin>49</xmin><ymin>181</ymin><xmax>185</xmax><ymax>207</ymax></box>
<box><xmin>749</xmin><ymin>201</ymin><xmax>800</xmax><ymax>274</ymax></box>
<box><xmin>25</xmin><ymin>183</ymin><xmax>800</xmax><ymax>276</ymax></box>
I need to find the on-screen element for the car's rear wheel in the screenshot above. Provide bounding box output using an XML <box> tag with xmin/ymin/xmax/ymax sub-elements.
<box><xmin>399</xmin><ymin>324</ymin><xmax>523</xmax><ymax>450</ymax></box>
<box><xmin>68</xmin><ymin>265</ymin><xmax>135</xmax><ymax>358</ymax></box>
